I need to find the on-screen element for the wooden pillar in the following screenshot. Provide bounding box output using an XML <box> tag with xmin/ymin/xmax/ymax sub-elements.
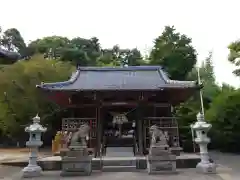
<box><xmin>143</xmin><ymin>119</ymin><xmax>146</xmax><ymax>152</ymax></box>
<box><xmin>96</xmin><ymin>105</ymin><xmax>102</xmax><ymax>157</ymax></box>
<box><xmin>137</xmin><ymin>104</ymin><xmax>143</xmax><ymax>155</ymax></box>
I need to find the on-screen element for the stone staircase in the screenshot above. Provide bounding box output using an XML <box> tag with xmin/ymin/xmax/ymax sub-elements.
<box><xmin>102</xmin><ymin>147</ymin><xmax>137</xmax><ymax>172</ymax></box>
<box><xmin>105</xmin><ymin>136</ymin><xmax>134</xmax><ymax>147</ymax></box>
<box><xmin>105</xmin><ymin>147</ymin><xmax>134</xmax><ymax>157</ymax></box>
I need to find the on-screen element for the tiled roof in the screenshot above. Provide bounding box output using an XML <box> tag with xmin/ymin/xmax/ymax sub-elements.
<box><xmin>0</xmin><ymin>48</ymin><xmax>21</xmax><ymax>60</ymax></box>
<box><xmin>37</xmin><ymin>66</ymin><xmax>199</xmax><ymax>91</ymax></box>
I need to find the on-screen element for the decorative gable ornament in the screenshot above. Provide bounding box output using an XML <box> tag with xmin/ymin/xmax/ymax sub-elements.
<box><xmin>111</xmin><ymin>113</ymin><xmax>128</xmax><ymax>125</ymax></box>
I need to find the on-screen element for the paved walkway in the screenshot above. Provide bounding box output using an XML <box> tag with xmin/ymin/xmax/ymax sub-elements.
<box><xmin>0</xmin><ymin>151</ymin><xmax>239</xmax><ymax>180</ymax></box>
<box><xmin>0</xmin><ymin>148</ymin><xmax>51</xmax><ymax>179</ymax></box>
<box><xmin>0</xmin><ymin>165</ymin><xmax>22</xmax><ymax>180</ymax></box>
<box><xmin>1</xmin><ymin>170</ymin><xmax>225</xmax><ymax>180</ymax></box>
<box><xmin>209</xmin><ymin>151</ymin><xmax>240</xmax><ymax>180</ymax></box>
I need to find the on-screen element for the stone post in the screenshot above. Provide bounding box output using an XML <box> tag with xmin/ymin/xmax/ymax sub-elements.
<box><xmin>22</xmin><ymin>114</ymin><xmax>47</xmax><ymax>178</ymax></box>
<box><xmin>191</xmin><ymin>112</ymin><xmax>216</xmax><ymax>173</ymax></box>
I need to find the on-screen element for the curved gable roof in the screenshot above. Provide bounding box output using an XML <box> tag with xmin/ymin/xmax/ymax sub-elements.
<box><xmin>37</xmin><ymin>66</ymin><xmax>200</xmax><ymax>91</ymax></box>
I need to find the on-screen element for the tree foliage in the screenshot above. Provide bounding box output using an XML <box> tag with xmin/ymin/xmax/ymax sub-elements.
<box><xmin>228</xmin><ymin>41</ymin><xmax>240</xmax><ymax>76</ymax></box>
<box><xmin>28</xmin><ymin>36</ymin><xmax>70</xmax><ymax>54</ymax></box>
<box><xmin>206</xmin><ymin>88</ymin><xmax>240</xmax><ymax>152</ymax></box>
<box><xmin>0</xmin><ymin>55</ymin><xmax>74</xmax><ymax>138</ymax></box>
<box><xmin>0</xmin><ymin>28</ymin><xmax>26</xmax><ymax>54</ymax></box>
<box><xmin>27</xmin><ymin>36</ymin><xmax>145</xmax><ymax>66</ymax></box>
<box><xmin>188</xmin><ymin>52</ymin><xmax>220</xmax><ymax>101</ymax></box>
<box><xmin>176</xmin><ymin>53</ymin><xmax>221</xmax><ymax>151</ymax></box>
<box><xmin>150</xmin><ymin>26</ymin><xmax>197</xmax><ymax>80</ymax></box>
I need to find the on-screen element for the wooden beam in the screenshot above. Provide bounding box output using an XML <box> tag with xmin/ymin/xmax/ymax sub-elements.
<box><xmin>66</xmin><ymin>102</ymin><xmax>172</xmax><ymax>109</ymax></box>
<box><xmin>62</xmin><ymin>117</ymin><xmax>96</xmax><ymax>121</ymax></box>
<box><xmin>67</xmin><ymin>104</ymin><xmax>97</xmax><ymax>108</ymax></box>
<box><xmin>143</xmin><ymin>117</ymin><xmax>178</xmax><ymax>120</ymax></box>
<box><xmin>101</xmin><ymin>101</ymin><xmax>138</xmax><ymax>107</ymax></box>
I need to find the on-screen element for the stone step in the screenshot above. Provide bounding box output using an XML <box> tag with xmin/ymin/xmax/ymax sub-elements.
<box><xmin>102</xmin><ymin>159</ymin><xmax>136</xmax><ymax>166</ymax></box>
<box><xmin>105</xmin><ymin>147</ymin><xmax>134</xmax><ymax>157</ymax></box>
<box><xmin>1</xmin><ymin>153</ymin><xmax>202</xmax><ymax>170</ymax></box>
<box><xmin>105</xmin><ymin>137</ymin><xmax>134</xmax><ymax>147</ymax></box>
<box><xmin>102</xmin><ymin>165</ymin><xmax>137</xmax><ymax>172</ymax></box>
<box><xmin>105</xmin><ymin>144</ymin><xmax>134</xmax><ymax>147</ymax></box>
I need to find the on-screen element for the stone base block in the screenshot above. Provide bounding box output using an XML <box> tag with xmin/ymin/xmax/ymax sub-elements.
<box><xmin>148</xmin><ymin>154</ymin><xmax>176</xmax><ymax>161</ymax></box>
<box><xmin>64</xmin><ymin>148</ymin><xmax>88</xmax><ymax>157</ymax></box>
<box><xmin>150</xmin><ymin>146</ymin><xmax>170</xmax><ymax>156</ymax></box>
<box><xmin>136</xmin><ymin>158</ymin><xmax>147</xmax><ymax>169</ymax></box>
<box><xmin>170</xmin><ymin>147</ymin><xmax>182</xmax><ymax>156</ymax></box>
<box><xmin>60</xmin><ymin>171</ymin><xmax>91</xmax><ymax>176</ymax></box>
<box><xmin>61</xmin><ymin>157</ymin><xmax>92</xmax><ymax>176</ymax></box>
<box><xmin>147</xmin><ymin>154</ymin><xmax>176</xmax><ymax>175</ymax></box>
<box><xmin>22</xmin><ymin>165</ymin><xmax>42</xmax><ymax>178</ymax></box>
<box><xmin>147</xmin><ymin>160</ymin><xmax>176</xmax><ymax>174</ymax></box>
<box><xmin>196</xmin><ymin>162</ymin><xmax>216</xmax><ymax>174</ymax></box>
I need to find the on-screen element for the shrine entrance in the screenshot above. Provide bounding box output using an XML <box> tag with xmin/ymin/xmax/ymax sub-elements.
<box><xmin>101</xmin><ymin>105</ymin><xmax>138</xmax><ymax>156</ymax></box>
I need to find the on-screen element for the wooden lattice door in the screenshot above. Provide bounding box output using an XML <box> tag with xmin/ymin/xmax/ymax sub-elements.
<box><xmin>61</xmin><ymin>118</ymin><xmax>97</xmax><ymax>147</ymax></box>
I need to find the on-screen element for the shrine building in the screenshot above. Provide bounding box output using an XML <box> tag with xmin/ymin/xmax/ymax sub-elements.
<box><xmin>37</xmin><ymin>66</ymin><xmax>201</xmax><ymax>157</ymax></box>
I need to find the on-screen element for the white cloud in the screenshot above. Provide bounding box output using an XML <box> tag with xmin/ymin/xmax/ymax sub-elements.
<box><xmin>1</xmin><ymin>0</ymin><xmax>239</xmax><ymax>87</ymax></box>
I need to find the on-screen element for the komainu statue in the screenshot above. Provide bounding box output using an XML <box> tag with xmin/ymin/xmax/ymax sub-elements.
<box><xmin>69</xmin><ymin>124</ymin><xmax>90</xmax><ymax>147</ymax></box>
<box><xmin>149</xmin><ymin>125</ymin><xmax>169</xmax><ymax>146</ymax></box>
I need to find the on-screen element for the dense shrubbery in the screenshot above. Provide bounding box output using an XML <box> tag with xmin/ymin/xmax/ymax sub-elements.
<box><xmin>206</xmin><ymin>88</ymin><xmax>240</xmax><ymax>152</ymax></box>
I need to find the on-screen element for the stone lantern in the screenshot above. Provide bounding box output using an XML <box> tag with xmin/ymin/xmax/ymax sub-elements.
<box><xmin>191</xmin><ymin>112</ymin><xmax>216</xmax><ymax>173</ymax></box>
<box><xmin>22</xmin><ymin>114</ymin><xmax>47</xmax><ymax>178</ymax></box>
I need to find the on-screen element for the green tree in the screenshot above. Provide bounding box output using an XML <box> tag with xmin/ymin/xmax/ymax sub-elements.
<box><xmin>60</xmin><ymin>48</ymin><xmax>91</xmax><ymax>66</ymax></box>
<box><xmin>99</xmin><ymin>45</ymin><xmax>144</xmax><ymax>66</ymax></box>
<box><xmin>228</xmin><ymin>40</ymin><xmax>240</xmax><ymax>76</ymax></box>
<box><xmin>188</xmin><ymin>52</ymin><xmax>220</xmax><ymax>102</ymax></box>
<box><xmin>0</xmin><ymin>26</ymin><xmax>2</xmax><ymax>44</ymax></box>
<box><xmin>205</xmin><ymin>88</ymin><xmax>240</xmax><ymax>152</ymax></box>
<box><xmin>28</xmin><ymin>36</ymin><xmax>70</xmax><ymax>54</ymax></box>
<box><xmin>125</xmin><ymin>48</ymin><xmax>144</xmax><ymax>66</ymax></box>
<box><xmin>150</xmin><ymin>26</ymin><xmax>197</xmax><ymax>80</ymax></box>
<box><xmin>29</xmin><ymin>36</ymin><xmax>102</xmax><ymax>66</ymax></box>
<box><xmin>26</xmin><ymin>35</ymin><xmax>145</xmax><ymax>67</ymax></box>
<box><xmin>65</xmin><ymin>37</ymin><xmax>101</xmax><ymax>65</ymax></box>
<box><xmin>0</xmin><ymin>55</ymin><xmax>74</xmax><ymax>139</ymax></box>
<box><xmin>177</xmin><ymin>53</ymin><xmax>220</xmax><ymax>151</ymax></box>
<box><xmin>221</xmin><ymin>83</ymin><xmax>235</xmax><ymax>92</ymax></box>
<box><xmin>1</xmin><ymin>28</ymin><xmax>26</xmax><ymax>55</ymax></box>
<box><xmin>0</xmin><ymin>27</ymin><xmax>23</xmax><ymax>63</ymax></box>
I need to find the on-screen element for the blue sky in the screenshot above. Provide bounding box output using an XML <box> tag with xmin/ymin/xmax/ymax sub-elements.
<box><xmin>1</xmin><ymin>0</ymin><xmax>240</xmax><ymax>87</ymax></box>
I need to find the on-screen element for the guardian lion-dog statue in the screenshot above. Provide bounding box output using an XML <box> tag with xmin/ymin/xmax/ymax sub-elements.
<box><xmin>69</xmin><ymin>123</ymin><xmax>90</xmax><ymax>147</ymax></box>
<box><xmin>149</xmin><ymin>125</ymin><xmax>169</xmax><ymax>146</ymax></box>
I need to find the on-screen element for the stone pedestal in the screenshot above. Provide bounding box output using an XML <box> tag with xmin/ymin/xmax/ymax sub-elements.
<box><xmin>22</xmin><ymin>165</ymin><xmax>42</xmax><ymax>178</ymax></box>
<box><xmin>22</xmin><ymin>147</ymin><xmax>43</xmax><ymax>178</ymax></box>
<box><xmin>196</xmin><ymin>161</ymin><xmax>216</xmax><ymax>174</ymax></box>
<box><xmin>147</xmin><ymin>144</ymin><xmax>176</xmax><ymax>174</ymax></box>
<box><xmin>61</xmin><ymin>146</ymin><xmax>92</xmax><ymax>176</ymax></box>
